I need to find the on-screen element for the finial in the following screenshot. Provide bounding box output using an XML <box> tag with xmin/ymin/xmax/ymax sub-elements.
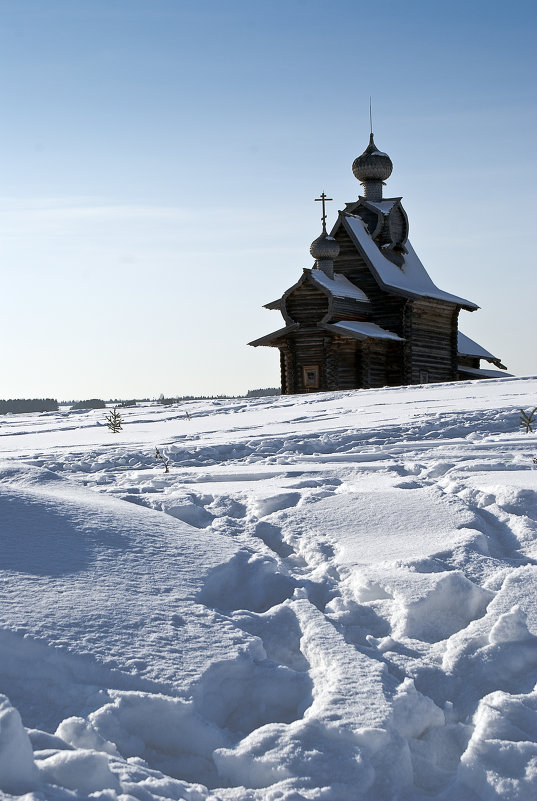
<box><xmin>369</xmin><ymin>96</ymin><xmax>373</xmax><ymax>136</ymax></box>
<box><xmin>314</xmin><ymin>192</ymin><xmax>333</xmax><ymax>233</ymax></box>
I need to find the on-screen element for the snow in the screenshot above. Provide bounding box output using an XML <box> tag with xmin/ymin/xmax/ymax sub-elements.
<box><xmin>0</xmin><ymin>375</ymin><xmax>537</xmax><ymax>799</ymax></box>
<box><xmin>325</xmin><ymin>320</ymin><xmax>404</xmax><ymax>341</ymax></box>
<box><xmin>310</xmin><ymin>268</ymin><xmax>370</xmax><ymax>303</ymax></box>
<box><xmin>342</xmin><ymin>213</ymin><xmax>479</xmax><ymax>309</ymax></box>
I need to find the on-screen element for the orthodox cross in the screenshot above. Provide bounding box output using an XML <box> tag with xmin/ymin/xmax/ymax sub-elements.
<box><xmin>314</xmin><ymin>192</ymin><xmax>332</xmax><ymax>233</ymax></box>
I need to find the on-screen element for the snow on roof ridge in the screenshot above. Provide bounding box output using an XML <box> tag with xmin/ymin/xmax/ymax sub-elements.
<box><xmin>342</xmin><ymin>213</ymin><xmax>478</xmax><ymax>310</ymax></box>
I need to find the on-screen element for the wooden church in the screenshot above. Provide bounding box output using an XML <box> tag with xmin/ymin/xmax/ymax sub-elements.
<box><xmin>249</xmin><ymin>132</ymin><xmax>508</xmax><ymax>394</ymax></box>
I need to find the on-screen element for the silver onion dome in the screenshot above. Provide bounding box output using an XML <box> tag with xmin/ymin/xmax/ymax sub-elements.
<box><xmin>309</xmin><ymin>231</ymin><xmax>340</xmax><ymax>261</ymax></box>
<box><xmin>352</xmin><ymin>133</ymin><xmax>393</xmax><ymax>183</ymax></box>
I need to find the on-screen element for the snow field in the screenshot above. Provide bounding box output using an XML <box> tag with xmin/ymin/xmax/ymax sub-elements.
<box><xmin>0</xmin><ymin>376</ymin><xmax>536</xmax><ymax>799</ymax></box>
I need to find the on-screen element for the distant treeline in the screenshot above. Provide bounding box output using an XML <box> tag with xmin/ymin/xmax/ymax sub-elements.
<box><xmin>70</xmin><ymin>399</ymin><xmax>106</xmax><ymax>410</ymax></box>
<box><xmin>59</xmin><ymin>398</ymin><xmax>147</xmax><ymax>406</ymax></box>
<box><xmin>0</xmin><ymin>398</ymin><xmax>58</xmax><ymax>414</ymax></box>
<box><xmin>158</xmin><ymin>394</ymin><xmax>231</xmax><ymax>405</ymax></box>
<box><xmin>157</xmin><ymin>388</ymin><xmax>280</xmax><ymax>405</ymax></box>
<box><xmin>246</xmin><ymin>387</ymin><xmax>280</xmax><ymax>397</ymax></box>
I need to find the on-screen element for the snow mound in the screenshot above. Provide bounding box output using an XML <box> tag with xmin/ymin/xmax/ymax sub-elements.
<box><xmin>0</xmin><ymin>695</ymin><xmax>40</xmax><ymax>795</ymax></box>
<box><xmin>0</xmin><ymin>378</ymin><xmax>536</xmax><ymax>799</ymax></box>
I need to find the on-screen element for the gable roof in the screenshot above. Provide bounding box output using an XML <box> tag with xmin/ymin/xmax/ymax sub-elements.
<box><xmin>337</xmin><ymin>213</ymin><xmax>478</xmax><ymax>311</ymax></box>
<box><xmin>263</xmin><ymin>267</ymin><xmax>370</xmax><ymax>314</ymax></box>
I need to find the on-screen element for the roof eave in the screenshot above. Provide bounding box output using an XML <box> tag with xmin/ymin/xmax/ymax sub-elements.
<box><xmin>248</xmin><ymin>322</ymin><xmax>300</xmax><ymax>347</ymax></box>
<box><xmin>321</xmin><ymin>322</ymin><xmax>404</xmax><ymax>343</ymax></box>
<box><xmin>263</xmin><ymin>299</ymin><xmax>282</xmax><ymax>310</ymax></box>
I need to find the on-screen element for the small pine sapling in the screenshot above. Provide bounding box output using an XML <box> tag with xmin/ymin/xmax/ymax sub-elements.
<box><xmin>520</xmin><ymin>407</ymin><xmax>537</xmax><ymax>434</ymax></box>
<box><xmin>105</xmin><ymin>407</ymin><xmax>123</xmax><ymax>433</ymax></box>
<box><xmin>155</xmin><ymin>447</ymin><xmax>170</xmax><ymax>473</ymax></box>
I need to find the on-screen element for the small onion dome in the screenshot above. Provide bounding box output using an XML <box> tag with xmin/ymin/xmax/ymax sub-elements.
<box><xmin>352</xmin><ymin>133</ymin><xmax>393</xmax><ymax>183</ymax></box>
<box><xmin>309</xmin><ymin>231</ymin><xmax>340</xmax><ymax>261</ymax></box>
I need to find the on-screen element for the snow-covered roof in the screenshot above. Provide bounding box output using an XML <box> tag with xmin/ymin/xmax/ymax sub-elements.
<box><xmin>323</xmin><ymin>320</ymin><xmax>404</xmax><ymax>342</ymax></box>
<box><xmin>309</xmin><ymin>269</ymin><xmax>370</xmax><ymax>303</ymax></box>
<box><xmin>341</xmin><ymin>213</ymin><xmax>478</xmax><ymax>310</ymax></box>
<box><xmin>457</xmin><ymin>365</ymin><xmax>513</xmax><ymax>379</ymax></box>
<box><xmin>458</xmin><ymin>332</ymin><xmax>497</xmax><ymax>361</ymax></box>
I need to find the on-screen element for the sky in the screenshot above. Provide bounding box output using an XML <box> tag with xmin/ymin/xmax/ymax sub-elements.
<box><xmin>0</xmin><ymin>0</ymin><xmax>535</xmax><ymax>401</ymax></box>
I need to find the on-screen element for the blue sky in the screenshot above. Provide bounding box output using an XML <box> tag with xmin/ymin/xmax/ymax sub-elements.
<box><xmin>0</xmin><ymin>0</ymin><xmax>535</xmax><ymax>399</ymax></box>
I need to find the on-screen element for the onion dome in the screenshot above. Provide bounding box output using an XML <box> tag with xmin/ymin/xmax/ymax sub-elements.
<box><xmin>309</xmin><ymin>231</ymin><xmax>340</xmax><ymax>261</ymax></box>
<box><xmin>310</xmin><ymin>231</ymin><xmax>340</xmax><ymax>279</ymax></box>
<box><xmin>352</xmin><ymin>133</ymin><xmax>393</xmax><ymax>183</ymax></box>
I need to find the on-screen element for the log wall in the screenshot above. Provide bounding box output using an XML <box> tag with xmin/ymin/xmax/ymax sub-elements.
<box><xmin>330</xmin><ymin>296</ymin><xmax>370</xmax><ymax>321</ymax></box>
<box><xmin>403</xmin><ymin>299</ymin><xmax>458</xmax><ymax>383</ymax></box>
<box><xmin>286</xmin><ymin>284</ymin><xmax>328</xmax><ymax>323</ymax></box>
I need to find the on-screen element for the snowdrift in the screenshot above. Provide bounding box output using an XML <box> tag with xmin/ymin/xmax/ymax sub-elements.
<box><xmin>0</xmin><ymin>376</ymin><xmax>536</xmax><ymax>799</ymax></box>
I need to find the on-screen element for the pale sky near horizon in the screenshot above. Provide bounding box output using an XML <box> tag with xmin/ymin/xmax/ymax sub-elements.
<box><xmin>0</xmin><ymin>0</ymin><xmax>535</xmax><ymax>400</ymax></box>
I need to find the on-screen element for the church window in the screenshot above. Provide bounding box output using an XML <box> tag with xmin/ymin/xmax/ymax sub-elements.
<box><xmin>303</xmin><ymin>366</ymin><xmax>320</xmax><ymax>389</ymax></box>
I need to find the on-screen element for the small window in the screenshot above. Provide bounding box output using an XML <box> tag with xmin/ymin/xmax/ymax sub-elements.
<box><xmin>303</xmin><ymin>365</ymin><xmax>319</xmax><ymax>389</ymax></box>
<box><xmin>419</xmin><ymin>370</ymin><xmax>429</xmax><ymax>384</ymax></box>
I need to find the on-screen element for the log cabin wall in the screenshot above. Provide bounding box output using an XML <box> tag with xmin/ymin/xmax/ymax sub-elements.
<box><xmin>285</xmin><ymin>284</ymin><xmax>328</xmax><ymax>324</ymax></box>
<box><xmin>330</xmin><ymin>296</ymin><xmax>370</xmax><ymax>321</ymax></box>
<box><xmin>281</xmin><ymin>342</ymin><xmax>296</xmax><ymax>395</ymax></box>
<box><xmin>361</xmin><ymin>340</ymin><xmax>391</xmax><ymax>388</ymax></box>
<box><xmin>323</xmin><ymin>337</ymin><xmax>338</xmax><ymax>391</ymax></box>
<box><xmin>403</xmin><ymin>299</ymin><xmax>458</xmax><ymax>384</ymax></box>
<box><xmin>458</xmin><ymin>355</ymin><xmax>480</xmax><ymax>369</ymax></box>
<box><xmin>386</xmin><ymin>341</ymin><xmax>405</xmax><ymax>386</ymax></box>
<box><xmin>279</xmin><ymin>349</ymin><xmax>288</xmax><ymax>394</ymax></box>
<box><xmin>334</xmin><ymin>338</ymin><xmax>360</xmax><ymax>389</ymax></box>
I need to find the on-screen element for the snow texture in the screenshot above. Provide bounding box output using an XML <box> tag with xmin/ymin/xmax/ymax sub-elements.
<box><xmin>0</xmin><ymin>375</ymin><xmax>536</xmax><ymax>799</ymax></box>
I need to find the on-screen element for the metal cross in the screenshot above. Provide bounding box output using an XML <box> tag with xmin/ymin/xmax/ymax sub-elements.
<box><xmin>314</xmin><ymin>192</ymin><xmax>333</xmax><ymax>232</ymax></box>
